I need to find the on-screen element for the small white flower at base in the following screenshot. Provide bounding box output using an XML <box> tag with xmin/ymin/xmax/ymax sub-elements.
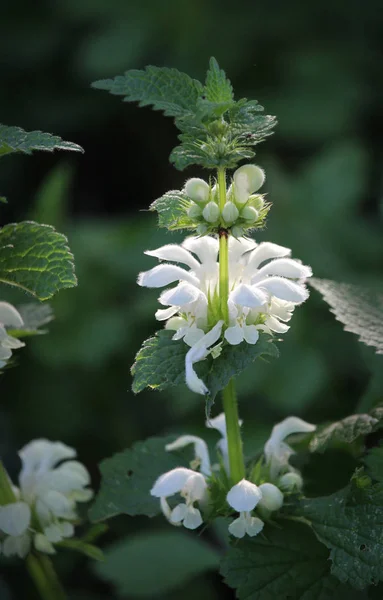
<box><xmin>278</xmin><ymin>471</ymin><xmax>303</xmax><ymax>492</ymax></box>
<box><xmin>228</xmin><ymin>513</ymin><xmax>264</xmax><ymax>539</ymax></box>
<box><xmin>151</xmin><ymin>467</ymin><xmax>207</xmax><ymax>531</ymax></box>
<box><xmin>202</xmin><ymin>201</ymin><xmax>219</xmax><ymax>223</ymax></box>
<box><xmin>227</xmin><ymin>479</ymin><xmax>264</xmax><ymax>539</ymax></box>
<box><xmin>264</xmin><ymin>417</ymin><xmax>316</xmax><ymax>480</ymax></box>
<box><xmin>185</xmin><ymin>178</ymin><xmax>210</xmax><ymax>205</ymax></box>
<box><xmin>222</xmin><ymin>201</ymin><xmax>239</xmax><ymax>224</ymax></box>
<box><xmin>258</xmin><ymin>483</ymin><xmax>284</xmax><ymax>512</ymax></box>
<box><xmin>233</xmin><ymin>164</ymin><xmax>265</xmax><ymax>204</ymax></box>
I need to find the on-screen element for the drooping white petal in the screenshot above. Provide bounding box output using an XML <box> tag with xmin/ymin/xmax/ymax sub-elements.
<box><xmin>268</xmin><ymin>298</ymin><xmax>294</xmax><ymax>322</ymax></box>
<box><xmin>159</xmin><ymin>282</ymin><xmax>201</xmax><ymax>306</ymax></box>
<box><xmin>137</xmin><ymin>264</ymin><xmax>200</xmax><ymax>288</ymax></box>
<box><xmin>145</xmin><ymin>244</ymin><xmax>200</xmax><ymax>270</ymax></box>
<box><xmin>0</xmin><ymin>502</ymin><xmax>31</xmax><ymax>536</ymax></box>
<box><xmin>160</xmin><ymin>497</ymin><xmax>172</xmax><ymax>520</ymax></box>
<box><xmin>183</xmin><ymin>506</ymin><xmax>203</xmax><ymax>530</ymax></box>
<box><xmin>183</xmin><ymin>327</ymin><xmax>205</xmax><ymax>347</ymax></box>
<box><xmin>226</xmin><ymin>479</ymin><xmax>262</xmax><ymax>512</ymax></box>
<box><xmin>183</xmin><ymin>472</ymin><xmax>208</xmax><ymax>503</ymax></box>
<box><xmin>2</xmin><ymin>533</ymin><xmax>31</xmax><ymax>558</ymax></box>
<box><xmin>258</xmin><ymin>483</ymin><xmax>284</xmax><ymax>511</ymax></box>
<box><xmin>170</xmin><ymin>503</ymin><xmax>188</xmax><ymax>524</ymax></box>
<box><xmin>182</xmin><ymin>236</ymin><xmax>219</xmax><ymax>265</ymax></box>
<box><xmin>228</xmin><ymin>513</ymin><xmax>247</xmax><ymax>538</ymax></box>
<box><xmin>245</xmin><ymin>243</ymin><xmax>291</xmax><ymax>271</ymax></box>
<box><xmin>265</xmin><ymin>417</ymin><xmax>317</xmax><ymax>454</ymax></box>
<box><xmin>185</xmin><ymin>321</ymin><xmax>223</xmax><ymax>395</ymax></box>
<box><xmin>19</xmin><ymin>440</ymin><xmax>76</xmax><ymax>495</ymax></box>
<box><xmin>229</xmin><ymin>284</ymin><xmax>267</xmax><ymax>308</ymax></box>
<box><xmin>166</xmin><ymin>436</ymin><xmax>211</xmax><ymax>476</ymax></box>
<box><xmin>34</xmin><ymin>533</ymin><xmax>55</xmax><ymax>555</ymax></box>
<box><xmin>0</xmin><ymin>302</ymin><xmax>24</xmax><ymax>328</ymax></box>
<box><xmin>224</xmin><ymin>324</ymin><xmax>244</xmax><ymax>345</ymax></box>
<box><xmin>251</xmin><ymin>258</ymin><xmax>312</xmax><ymax>283</ymax></box>
<box><xmin>264</xmin><ymin>316</ymin><xmax>290</xmax><ymax>334</ymax></box>
<box><xmin>155</xmin><ymin>306</ymin><xmax>179</xmax><ymax>321</ymax></box>
<box><xmin>245</xmin><ymin>515</ymin><xmax>264</xmax><ymax>537</ymax></box>
<box><xmin>256</xmin><ymin>277</ymin><xmax>309</xmax><ymax>304</ymax></box>
<box><xmin>150</xmin><ymin>467</ymin><xmax>196</xmax><ymax>498</ymax></box>
<box><xmin>243</xmin><ymin>325</ymin><xmax>260</xmax><ymax>344</ymax></box>
<box><xmin>206</xmin><ymin>413</ymin><xmax>227</xmax><ymax>437</ymax></box>
<box><xmin>37</xmin><ymin>490</ymin><xmax>75</xmax><ymax>520</ymax></box>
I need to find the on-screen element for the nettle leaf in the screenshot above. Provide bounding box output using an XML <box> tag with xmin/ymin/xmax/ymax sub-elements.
<box><xmin>131</xmin><ymin>330</ymin><xmax>278</xmax><ymax>409</ymax></box>
<box><xmin>0</xmin><ymin>124</ymin><xmax>83</xmax><ymax>158</ymax></box>
<box><xmin>310</xmin><ymin>406</ymin><xmax>383</xmax><ymax>453</ymax></box>
<box><xmin>94</xmin><ymin>530</ymin><xmax>220</xmax><ymax>597</ymax></box>
<box><xmin>220</xmin><ymin>520</ymin><xmax>350</xmax><ymax>600</ymax></box>
<box><xmin>292</xmin><ymin>483</ymin><xmax>383</xmax><ymax>589</ymax></box>
<box><xmin>92</xmin><ymin>66</ymin><xmax>203</xmax><ymax>118</ymax></box>
<box><xmin>205</xmin><ymin>57</ymin><xmax>233</xmax><ymax>103</ymax></box>
<box><xmin>149</xmin><ymin>190</ymin><xmax>195</xmax><ymax>231</ymax></box>
<box><xmin>89</xmin><ymin>436</ymin><xmax>188</xmax><ymax>522</ymax></box>
<box><xmin>229</xmin><ymin>99</ymin><xmax>278</xmax><ymax>145</ymax></box>
<box><xmin>310</xmin><ymin>278</ymin><xmax>383</xmax><ymax>354</ymax></box>
<box><xmin>364</xmin><ymin>446</ymin><xmax>383</xmax><ymax>484</ymax></box>
<box><xmin>0</xmin><ymin>221</ymin><xmax>77</xmax><ymax>300</ymax></box>
<box><xmin>8</xmin><ymin>303</ymin><xmax>54</xmax><ymax>338</ymax></box>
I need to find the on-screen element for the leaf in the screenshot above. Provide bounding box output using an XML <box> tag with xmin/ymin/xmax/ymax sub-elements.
<box><xmin>149</xmin><ymin>189</ymin><xmax>195</xmax><ymax>231</ymax></box>
<box><xmin>88</xmin><ymin>435</ymin><xmax>188</xmax><ymax>522</ymax></box>
<box><xmin>292</xmin><ymin>483</ymin><xmax>383</xmax><ymax>589</ymax></box>
<box><xmin>94</xmin><ymin>530</ymin><xmax>220</xmax><ymax>597</ymax></box>
<box><xmin>0</xmin><ymin>221</ymin><xmax>77</xmax><ymax>300</ymax></box>
<box><xmin>310</xmin><ymin>278</ymin><xmax>383</xmax><ymax>354</ymax></box>
<box><xmin>58</xmin><ymin>538</ymin><xmax>104</xmax><ymax>561</ymax></box>
<box><xmin>364</xmin><ymin>446</ymin><xmax>383</xmax><ymax>484</ymax></box>
<box><xmin>205</xmin><ymin>57</ymin><xmax>234</xmax><ymax>103</ymax></box>
<box><xmin>310</xmin><ymin>406</ymin><xmax>383</xmax><ymax>453</ymax></box>
<box><xmin>220</xmin><ymin>520</ymin><xmax>350</xmax><ymax>600</ymax></box>
<box><xmin>131</xmin><ymin>330</ymin><xmax>278</xmax><ymax>409</ymax></box>
<box><xmin>0</xmin><ymin>124</ymin><xmax>83</xmax><ymax>158</ymax></box>
<box><xmin>92</xmin><ymin>65</ymin><xmax>203</xmax><ymax>118</ymax></box>
<box><xmin>7</xmin><ymin>303</ymin><xmax>54</xmax><ymax>338</ymax></box>
<box><xmin>0</xmin><ymin>197</ymin><xmax>7</xmax><ymax>204</ymax></box>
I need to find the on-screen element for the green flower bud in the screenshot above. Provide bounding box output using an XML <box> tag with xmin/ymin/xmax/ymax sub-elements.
<box><xmin>233</xmin><ymin>164</ymin><xmax>265</xmax><ymax>204</ymax></box>
<box><xmin>249</xmin><ymin>194</ymin><xmax>264</xmax><ymax>211</ymax></box>
<box><xmin>196</xmin><ymin>223</ymin><xmax>209</xmax><ymax>235</ymax></box>
<box><xmin>241</xmin><ymin>206</ymin><xmax>259</xmax><ymax>223</ymax></box>
<box><xmin>185</xmin><ymin>178</ymin><xmax>210</xmax><ymax>205</ymax></box>
<box><xmin>258</xmin><ymin>483</ymin><xmax>284</xmax><ymax>511</ymax></box>
<box><xmin>187</xmin><ymin>203</ymin><xmax>203</xmax><ymax>219</ymax></box>
<box><xmin>222</xmin><ymin>201</ymin><xmax>239</xmax><ymax>224</ymax></box>
<box><xmin>278</xmin><ymin>472</ymin><xmax>303</xmax><ymax>492</ymax></box>
<box><xmin>231</xmin><ymin>225</ymin><xmax>244</xmax><ymax>238</ymax></box>
<box><xmin>202</xmin><ymin>201</ymin><xmax>219</xmax><ymax>223</ymax></box>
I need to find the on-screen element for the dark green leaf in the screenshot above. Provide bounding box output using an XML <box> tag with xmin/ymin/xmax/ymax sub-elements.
<box><xmin>94</xmin><ymin>530</ymin><xmax>219</xmax><ymax>597</ymax></box>
<box><xmin>92</xmin><ymin>66</ymin><xmax>203</xmax><ymax>118</ymax></box>
<box><xmin>89</xmin><ymin>436</ymin><xmax>188</xmax><ymax>522</ymax></box>
<box><xmin>364</xmin><ymin>446</ymin><xmax>383</xmax><ymax>484</ymax></box>
<box><xmin>0</xmin><ymin>221</ymin><xmax>77</xmax><ymax>300</ymax></box>
<box><xmin>220</xmin><ymin>520</ymin><xmax>349</xmax><ymax>599</ymax></box>
<box><xmin>149</xmin><ymin>190</ymin><xmax>195</xmax><ymax>231</ymax></box>
<box><xmin>58</xmin><ymin>538</ymin><xmax>104</xmax><ymax>561</ymax></box>
<box><xmin>0</xmin><ymin>124</ymin><xmax>83</xmax><ymax>158</ymax></box>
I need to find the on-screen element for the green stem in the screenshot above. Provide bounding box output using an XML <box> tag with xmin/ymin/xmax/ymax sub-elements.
<box><xmin>27</xmin><ymin>554</ymin><xmax>67</xmax><ymax>600</ymax></box>
<box><xmin>217</xmin><ymin>167</ymin><xmax>245</xmax><ymax>484</ymax></box>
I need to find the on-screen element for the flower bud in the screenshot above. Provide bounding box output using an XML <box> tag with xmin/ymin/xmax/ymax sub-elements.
<box><xmin>202</xmin><ymin>201</ymin><xmax>220</xmax><ymax>223</ymax></box>
<box><xmin>258</xmin><ymin>483</ymin><xmax>284</xmax><ymax>511</ymax></box>
<box><xmin>187</xmin><ymin>203</ymin><xmax>202</xmax><ymax>219</ymax></box>
<box><xmin>196</xmin><ymin>224</ymin><xmax>209</xmax><ymax>236</ymax></box>
<box><xmin>222</xmin><ymin>201</ymin><xmax>239</xmax><ymax>224</ymax></box>
<box><xmin>234</xmin><ymin>164</ymin><xmax>265</xmax><ymax>204</ymax></box>
<box><xmin>231</xmin><ymin>225</ymin><xmax>244</xmax><ymax>238</ymax></box>
<box><xmin>278</xmin><ymin>472</ymin><xmax>303</xmax><ymax>492</ymax></box>
<box><xmin>241</xmin><ymin>206</ymin><xmax>259</xmax><ymax>223</ymax></box>
<box><xmin>185</xmin><ymin>178</ymin><xmax>210</xmax><ymax>205</ymax></box>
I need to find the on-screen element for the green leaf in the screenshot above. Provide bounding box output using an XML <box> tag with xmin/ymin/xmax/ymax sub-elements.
<box><xmin>364</xmin><ymin>446</ymin><xmax>383</xmax><ymax>484</ymax></box>
<box><xmin>310</xmin><ymin>406</ymin><xmax>383</xmax><ymax>453</ymax></box>
<box><xmin>92</xmin><ymin>65</ymin><xmax>203</xmax><ymax>118</ymax></box>
<box><xmin>0</xmin><ymin>197</ymin><xmax>7</xmax><ymax>204</ymax></box>
<box><xmin>292</xmin><ymin>483</ymin><xmax>383</xmax><ymax>589</ymax></box>
<box><xmin>131</xmin><ymin>330</ymin><xmax>278</xmax><ymax>410</ymax></box>
<box><xmin>310</xmin><ymin>278</ymin><xmax>383</xmax><ymax>354</ymax></box>
<box><xmin>94</xmin><ymin>530</ymin><xmax>220</xmax><ymax>597</ymax></box>
<box><xmin>0</xmin><ymin>124</ymin><xmax>83</xmax><ymax>158</ymax></box>
<box><xmin>149</xmin><ymin>189</ymin><xmax>195</xmax><ymax>231</ymax></box>
<box><xmin>89</xmin><ymin>435</ymin><xmax>188</xmax><ymax>522</ymax></box>
<box><xmin>7</xmin><ymin>303</ymin><xmax>54</xmax><ymax>338</ymax></box>
<box><xmin>0</xmin><ymin>221</ymin><xmax>77</xmax><ymax>300</ymax></box>
<box><xmin>220</xmin><ymin>521</ymin><xmax>350</xmax><ymax>600</ymax></box>
<box><xmin>58</xmin><ymin>538</ymin><xmax>104</xmax><ymax>561</ymax></box>
<box><xmin>204</xmin><ymin>57</ymin><xmax>233</xmax><ymax>104</ymax></box>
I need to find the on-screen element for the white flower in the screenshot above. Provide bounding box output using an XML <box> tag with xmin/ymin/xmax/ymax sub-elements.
<box><xmin>278</xmin><ymin>472</ymin><xmax>303</xmax><ymax>492</ymax></box>
<box><xmin>0</xmin><ymin>302</ymin><xmax>25</xmax><ymax>367</ymax></box>
<box><xmin>151</xmin><ymin>467</ymin><xmax>207</xmax><ymax>530</ymax></box>
<box><xmin>138</xmin><ymin>235</ymin><xmax>311</xmax><ymax>393</ymax></box>
<box><xmin>165</xmin><ymin>436</ymin><xmax>211</xmax><ymax>476</ymax></box>
<box><xmin>0</xmin><ymin>439</ymin><xmax>92</xmax><ymax>558</ymax></box>
<box><xmin>258</xmin><ymin>483</ymin><xmax>284</xmax><ymax>511</ymax></box>
<box><xmin>264</xmin><ymin>416</ymin><xmax>316</xmax><ymax>480</ymax></box>
<box><xmin>233</xmin><ymin>164</ymin><xmax>265</xmax><ymax>204</ymax></box>
<box><xmin>226</xmin><ymin>479</ymin><xmax>264</xmax><ymax>538</ymax></box>
<box><xmin>184</xmin><ymin>320</ymin><xmax>223</xmax><ymax>395</ymax></box>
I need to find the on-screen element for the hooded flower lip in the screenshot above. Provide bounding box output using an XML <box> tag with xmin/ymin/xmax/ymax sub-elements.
<box><xmin>226</xmin><ymin>479</ymin><xmax>264</xmax><ymax>539</ymax></box>
<box><xmin>264</xmin><ymin>416</ymin><xmax>316</xmax><ymax>479</ymax></box>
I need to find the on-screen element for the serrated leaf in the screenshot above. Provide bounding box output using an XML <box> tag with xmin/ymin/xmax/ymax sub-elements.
<box><xmin>310</xmin><ymin>278</ymin><xmax>383</xmax><ymax>354</ymax></box>
<box><xmin>7</xmin><ymin>303</ymin><xmax>54</xmax><ymax>338</ymax></box>
<box><xmin>292</xmin><ymin>484</ymin><xmax>383</xmax><ymax>589</ymax></box>
<box><xmin>149</xmin><ymin>190</ymin><xmax>195</xmax><ymax>231</ymax></box>
<box><xmin>205</xmin><ymin>57</ymin><xmax>234</xmax><ymax>103</ymax></box>
<box><xmin>364</xmin><ymin>446</ymin><xmax>383</xmax><ymax>484</ymax></box>
<box><xmin>0</xmin><ymin>124</ymin><xmax>83</xmax><ymax>158</ymax></box>
<box><xmin>94</xmin><ymin>530</ymin><xmax>219</xmax><ymax>597</ymax></box>
<box><xmin>92</xmin><ymin>66</ymin><xmax>203</xmax><ymax>118</ymax></box>
<box><xmin>89</xmin><ymin>436</ymin><xmax>188</xmax><ymax>522</ymax></box>
<box><xmin>58</xmin><ymin>538</ymin><xmax>104</xmax><ymax>561</ymax></box>
<box><xmin>131</xmin><ymin>330</ymin><xmax>278</xmax><ymax>409</ymax></box>
<box><xmin>220</xmin><ymin>521</ymin><xmax>349</xmax><ymax>600</ymax></box>
<box><xmin>0</xmin><ymin>221</ymin><xmax>77</xmax><ymax>300</ymax></box>
<box><xmin>310</xmin><ymin>406</ymin><xmax>383</xmax><ymax>453</ymax></box>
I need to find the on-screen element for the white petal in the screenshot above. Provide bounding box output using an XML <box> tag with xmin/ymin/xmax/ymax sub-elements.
<box><xmin>166</xmin><ymin>317</ymin><xmax>186</xmax><ymax>333</ymax></box>
<box><xmin>38</xmin><ymin>490</ymin><xmax>75</xmax><ymax>519</ymax></box>
<box><xmin>185</xmin><ymin>321</ymin><xmax>224</xmax><ymax>395</ymax></box>
<box><xmin>19</xmin><ymin>440</ymin><xmax>76</xmax><ymax>493</ymax></box>
<box><xmin>34</xmin><ymin>533</ymin><xmax>55</xmax><ymax>555</ymax></box>
<box><xmin>228</xmin><ymin>514</ymin><xmax>247</xmax><ymax>538</ymax></box>
<box><xmin>44</xmin><ymin>524</ymin><xmax>64</xmax><ymax>543</ymax></box>
<box><xmin>245</xmin><ymin>242</ymin><xmax>291</xmax><ymax>271</ymax></box>
<box><xmin>243</xmin><ymin>325</ymin><xmax>259</xmax><ymax>344</ymax></box>
<box><xmin>0</xmin><ymin>302</ymin><xmax>24</xmax><ymax>327</ymax></box>
<box><xmin>229</xmin><ymin>284</ymin><xmax>267</xmax><ymax>308</ymax></box>
<box><xmin>150</xmin><ymin>467</ymin><xmax>195</xmax><ymax>498</ymax></box>
<box><xmin>226</xmin><ymin>479</ymin><xmax>262</xmax><ymax>512</ymax></box>
<box><xmin>278</xmin><ymin>472</ymin><xmax>303</xmax><ymax>491</ymax></box>
<box><xmin>206</xmin><ymin>413</ymin><xmax>227</xmax><ymax>437</ymax></box>
<box><xmin>159</xmin><ymin>282</ymin><xmax>201</xmax><ymax>307</ymax></box>
<box><xmin>2</xmin><ymin>533</ymin><xmax>31</xmax><ymax>558</ymax></box>
<box><xmin>185</xmin><ymin>178</ymin><xmax>210</xmax><ymax>204</ymax></box>
<box><xmin>145</xmin><ymin>245</ymin><xmax>200</xmax><ymax>270</ymax></box>
<box><xmin>182</xmin><ymin>236</ymin><xmax>219</xmax><ymax>265</ymax></box>
<box><xmin>245</xmin><ymin>515</ymin><xmax>264</xmax><ymax>537</ymax></box>
<box><xmin>183</xmin><ymin>506</ymin><xmax>203</xmax><ymax>530</ymax></box>
<box><xmin>160</xmin><ymin>497</ymin><xmax>172</xmax><ymax>520</ymax></box>
<box><xmin>258</xmin><ymin>483</ymin><xmax>284</xmax><ymax>511</ymax></box>
<box><xmin>264</xmin><ymin>316</ymin><xmax>290</xmax><ymax>334</ymax></box>
<box><xmin>58</xmin><ymin>522</ymin><xmax>74</xmax><ymax>538</ymax></box>
<box><xmin>256</xmin><ymin>277</ymin><xmax>309</xmax><ymax>303</ymax></box>
<box><xmin>155</xmin><ymin>306</ymin><xmax>179</xmax><ymax>321</ymax></box>
<box><xmin>170</xmin><ymin>503</ymin><xmax>188</xmax><ymax>524</ymax></box>
<box><xmin>266</xmin><ymin>416</ymin><xmax>316</xmax><ymax>450</ymax></box>
<box><xmin>251</xmin><ymin>258</ymin><xmax>312</xmax><ymax>283</ymax></box>
<box><xmin>228</xmin><ymin>237</ymin><xmax>257</xmax><ymax>263</ymax></box>
<box><xmin>224</xmin><ymin>324</ymin><xmax>244</xmax><ymax>345</ymax></box>
<box><xmin>185</xmin><ymin>359</ymin><xmax>209</xmax><ymax>395</ymax></box>
<box><xmin>183</xmin><ymin>472</ymin><xmax>208</xmax><ymax>503</ymax></box>
<box><xmin>166</xmin><ymin>436</ymin><xmax>211</xmax><ymax>476</ymax></box>
<box><xmin>0</xmin><ymin>502</ymin><xmax>31</xmax><ymax>536</ymax></box>
<box><xmin>39</xmin><ymin>460</ymin><xmax>91</xmax><ymax>495</ymax></box>
<box><xmin>269</xmin><ymin>298</ymin><xmax>294</xmax><ymax>322</ymax></box>
<box><xmin>137</xmin><ymin>264</ymin><xmax>199</xmax><ymax>288</ymax></box>
<box><xmin>183</xmin><ymin>327</ymin><xmax>205</xmax><ymax>347</ymax></box>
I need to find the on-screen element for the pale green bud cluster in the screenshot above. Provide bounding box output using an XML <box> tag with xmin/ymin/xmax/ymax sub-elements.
<box><xmin>185</xmin><ymin>164</ymin><xmax>268</xmax><ymax>236</ymax></box>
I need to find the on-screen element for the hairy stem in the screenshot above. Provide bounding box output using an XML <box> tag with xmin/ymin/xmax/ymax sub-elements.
<box><xmin>217</xmin><ymin>167</ymin><xmax>245</xmax><ymax>483</ymax></box>
<box><xmin>27</xmin><ymin>554</ymin><xmax>67</xmax><ymax>600</ymax></box>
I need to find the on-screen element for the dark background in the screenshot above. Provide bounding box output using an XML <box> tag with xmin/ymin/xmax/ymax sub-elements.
<box><xmin>0</xmin><ymin>0</ymin><xmax>382</xmax><ymax>598</ymax></box>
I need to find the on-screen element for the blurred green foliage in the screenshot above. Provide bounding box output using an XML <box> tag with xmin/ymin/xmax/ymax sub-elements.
<box><xmin>0</xmin><ymin>0</ymin><xmax>382</xmax><ymax>598</ymax></box>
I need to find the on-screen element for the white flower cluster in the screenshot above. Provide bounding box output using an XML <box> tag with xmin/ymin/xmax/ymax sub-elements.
<box><xmin>0</xmin><ymin>439</ymin><xmax>93</xmax><ymax>558</ymax></box>
<box><xmin>139</xmin><ymin>235</ymin><xmax>311</xmax><ymax>394</ymax></box>
<box><xmin>150</xmin><ymin>414</ymin><xmax>315</xmax><ymax>538</ymax></box>
<box><xmin>0</xmin><ymin>302</ymin><xmax>25</xmax><ymax>368</ymax></box>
